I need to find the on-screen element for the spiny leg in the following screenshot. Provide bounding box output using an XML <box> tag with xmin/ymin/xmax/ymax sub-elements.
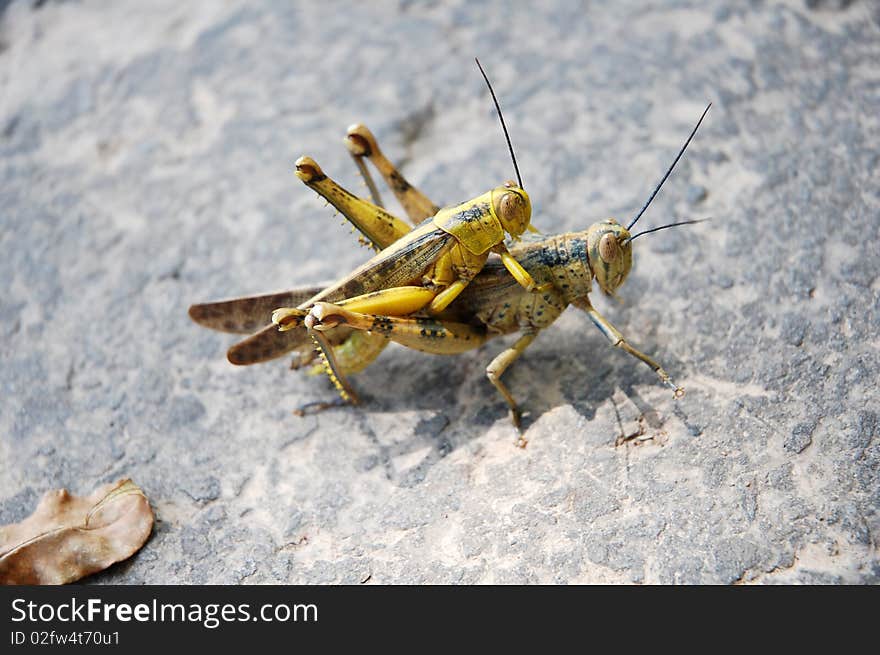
<box><xmin>307</xmin><ymin>326</ymin><xmax>360</xmax><ymax>407</ymax></box>
<box><xmin>292</xmin><ymin>331</ymin><xmax>390</xmax><ymax>412</ymax></box>
<box><xmin>295</xmin><ymin>156</ymin><xmax>410</xmax><ymax>251</ymax></box>
<box><xmin>345</xmin><ymin>124</ymin><xmax>440</xmax><ymax>224</ymax></box>
<box><xmin>574</xmin><ymin>298</ymin><xmax>684</xmax><ymax>397</ymax></box>
<box><xmin>271</xmin><ymin>286</ymin><xmax>442</xmax><ymax>401</ymax></box>
<box><xmin>485</xmin><ymin>331</ymin><xmax>539</xmax><ymax>446</ymax></box>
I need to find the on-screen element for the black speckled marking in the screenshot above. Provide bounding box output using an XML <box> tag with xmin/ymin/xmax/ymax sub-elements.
<box><xmin>371</xmin><ymin>316</ymin><xmax>395</xmax><ymax>335</ymax></box>
<box><xmin>302</xmin><ymin>170</ymin><xmax>328</xmax><ymax>183</ymax></box>
<box><xmin>416</xmin><ymin>318</ymin><xmax>447</xmax><ymax>340</ymax></box>
<box><xmin>389</xmin><ymin>170</ymin><xmax>411</xmax><ymax>193</ymax></box>
<box><xmin>454</xmin><ymin>202</ymin><xmax>491</xmax><ymax>224</ymax></box>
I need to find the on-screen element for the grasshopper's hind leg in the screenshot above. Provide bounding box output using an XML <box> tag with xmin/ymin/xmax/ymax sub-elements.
<box><xmin>485</xmin><ymin>331</ymin><xmax>539</xmax><ymax>446</ymax></box>
<box><xmin>295</xmin><ymin>157</ymin><xmax>411</xmax><ymax>251</ymax></box>
<box><xmin>300</xmin><ymin>304</ymin><xmax>549</xmax><ymax>446</ymax></box>
<box><xmin>305</xmin><ymin>304</ymin><xmax>546</xmax><ymax>442</ymax></box>
<box><xmin>301</xmin><ymin>303</ymin><xmax>560</xmax><ymax>438</ymax></box>
<box><xmin>307</xmin><ymin>327</ymin><xmax>361</xmax><ymax>407</ymax></box>
<box><xmin>292</xmin><ymin>330</ymin><xmax>390</xmax><ymax>415</ymax></box>
<box><xmin>347</xmin><ymin>134</ymin><xmax>386</xmax><ymax>211</ymax></box>
<box><xmin>345</xmin><ymin>124</ymin><xmax>440</xmax><ymax>224</ymax></box>
<box><xmin>304</xmin><ymin>303</ymin><xmax>489</xmax><ymax>354</ymax></box>
<box><xmin>301</xmin><ymin>302</ymin><xmax>491</xmax><ymax>414</ymax></box>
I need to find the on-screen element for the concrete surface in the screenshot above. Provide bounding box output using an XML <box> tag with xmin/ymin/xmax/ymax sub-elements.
<box><xmin>1</xmin><ymin>0</ymin><xmax>878</xmax><ymax>584</ymax></box>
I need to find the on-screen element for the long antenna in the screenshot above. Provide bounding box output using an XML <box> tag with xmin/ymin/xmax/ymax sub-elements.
<box><xmin>627</xmin><ymin>103</ymin><xmax>711</xmax><ymax>231</ymax></box>
<box><xmin>627</xmin><ymin>218</ymin><xmax>708</xmax><ymax>242</ymax></box>
<box><xmin>475</xmin><ymin>58</ymin><xmax>523</xmax><ymax>189</ymax></box>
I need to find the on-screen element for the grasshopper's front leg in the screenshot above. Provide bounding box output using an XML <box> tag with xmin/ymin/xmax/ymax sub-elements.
<box><xmin>494</xmin><ymin>244</ymin><xmax>552</xmax><ymax>293</ymax></box>
<box><xmin>572</xmin><ymin>297</ymin><xmax>684</xmax><ymax>397</ymax></box>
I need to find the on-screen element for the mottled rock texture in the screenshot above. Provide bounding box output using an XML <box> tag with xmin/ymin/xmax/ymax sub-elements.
<box><xmin>1</xmin><ymin>0</ymin><xmax>877</xmax><ymax>583</ymax></box>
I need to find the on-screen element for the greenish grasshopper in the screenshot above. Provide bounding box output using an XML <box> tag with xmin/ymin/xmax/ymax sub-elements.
<box><xmin>190</xmin><ymin>88</ymin><xmax>710</xmax><ymax>442</ymax></box>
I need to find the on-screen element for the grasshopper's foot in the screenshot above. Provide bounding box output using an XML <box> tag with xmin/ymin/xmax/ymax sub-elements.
<box><xmin>511</xmin><ymin>409</ymin><xmax>529</xmax><ymax>448</ymax></box>
<box><xmin>272</xmin><ymin>307</ymin><xmax>307</xmax><ymax>331</ymax></box>
<box><xmin>657</xmin><ymin>368</ymin><xmax>684</xmax><ymax>399</ymax></box>
<box><xmin>293</xmin><ymin>397</ymin><xmax>354</xmax><ymax>417</ymax></box>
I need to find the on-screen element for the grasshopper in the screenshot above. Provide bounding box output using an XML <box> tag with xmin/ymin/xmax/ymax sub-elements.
<box><xmin>268</xmin><ymin>60</ymin><xmax>543</xmax><ymax>356</ymax></box>
<box><xmin>190</xmin><ymin>90</ymin><xmax>711</xmax><ymax>443</ymax></box>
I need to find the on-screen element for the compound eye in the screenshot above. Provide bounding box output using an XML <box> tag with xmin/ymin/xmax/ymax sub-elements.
<box><xmin>598</xmin><ymin>233</ymin><xmax>619</xmax><ymax>263</ymax></box>
<box><xmin>499</xmin><ymin>192</ymin><xmax>517</xmax><ymax>217</ymax></box>
<box><xmin>498</xmin><ymin>192</ymin><xmax>529</xmax><ymax>235</ymax></box>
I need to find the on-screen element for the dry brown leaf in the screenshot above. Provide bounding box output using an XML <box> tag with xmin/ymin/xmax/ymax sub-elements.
<box><xmin>0</xmin><ymin>479</ymin><xmax>154</xmax><ymax>585</ymax></box>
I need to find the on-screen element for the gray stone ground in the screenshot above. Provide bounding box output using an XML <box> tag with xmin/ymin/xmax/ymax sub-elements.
<box><xmin>1</xmin><ymin>0</ymin><xmax>878</xmax><ymax>584</ymax></box>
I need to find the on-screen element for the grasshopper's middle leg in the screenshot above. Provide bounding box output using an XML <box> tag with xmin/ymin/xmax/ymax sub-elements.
<box><xmin>486</xmin><ymin>331</ymin><xmax>539</xmax><ymax>446</ymax></box>
<box><xmin>573</xmin><ymin>298</ymin><xmax>684</xmax><ymax>397</ymax></box>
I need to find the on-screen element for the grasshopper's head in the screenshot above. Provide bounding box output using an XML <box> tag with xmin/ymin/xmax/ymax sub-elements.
<box><xmin>586</xmin><ymin>219</ymin><xmax>633</xmax><ymax>295</ymax></box>
<box><xmin>588</xmin><ymin>103</ymin><xmax>711</xmax><ymax>294</ymax></box>
<box><xmin>492</xmin><ymin>181</ymin><xmax>532</xmax><ymax>239</ymax></box>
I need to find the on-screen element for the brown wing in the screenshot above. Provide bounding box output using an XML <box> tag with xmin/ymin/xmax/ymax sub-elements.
<box><xmin>226</xmin><ymin>323</ymin><xmax>310</xmax><ymax>365</ymax></box>
<box><xmin>188</xmin><ymin>287</ymin><xmax>326</xmax><ymax>334</ymax></box>
<box><xmin>308</xmin><ymin>222</ymin><xmax>453</xmax><ymax>304</ymax></box>
<box><xmin>202</xmin><ymin>225</ymin><xmax>452</xmax><ymax>364</ymax></box>
<box><xmin>227</xmin><ymin>323</ymin><xmax>357</xmax><ymax>366</ymax></box>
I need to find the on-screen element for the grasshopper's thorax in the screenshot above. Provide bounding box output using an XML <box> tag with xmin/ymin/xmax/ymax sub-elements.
<box><xmin>525</xmin><ymin>232</ymin><xmax>593</xmax><ymax>303</ymax></box>
<box><xmin>586</xmin><ymin>219</ymin><xmax>633</xmax><ymax>295</ymax></box>
<box><xmin>432</xmin><ymin>182</ymin><xmax>531</xmax><ymax>256</ymax></box>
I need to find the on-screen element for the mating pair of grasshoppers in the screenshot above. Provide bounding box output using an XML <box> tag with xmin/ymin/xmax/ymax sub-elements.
<box><xmin>189</xmin><ymin>61</ymin><xmax>709</xmax><ymax>444</ymax></box>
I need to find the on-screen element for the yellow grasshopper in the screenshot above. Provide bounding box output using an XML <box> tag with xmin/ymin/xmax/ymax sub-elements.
<box><xmin>269</xmin><ymin>60</ymin><xmax>542</xmax><ymax>349</ymax></box>
<box><xmin>190</xmin><ymin>100</ymin><xmax>711</xmax><ymax>442</ymax></box>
